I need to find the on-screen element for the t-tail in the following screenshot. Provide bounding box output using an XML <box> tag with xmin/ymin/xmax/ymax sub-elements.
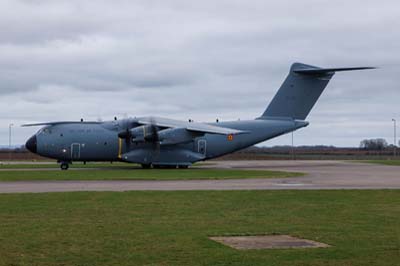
<box><xmin>259</xmin><ymin>62</ymin><xmax>375</xmax><ymax>120</ymax></box>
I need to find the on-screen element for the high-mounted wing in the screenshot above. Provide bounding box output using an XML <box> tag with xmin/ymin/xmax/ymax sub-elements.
<box><xmin>137</xmin><ymin>117</ymin><xmax>249</xmax><ymax>135</ymax></box>
<box><xmin>22</xmin><ymin>121</ymin><xmax>102</xmax><ymax>127</ymax></box>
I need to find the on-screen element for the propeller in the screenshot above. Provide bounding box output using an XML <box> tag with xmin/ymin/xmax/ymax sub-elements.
<box><xmin>147</xmin><ymin>117</ymin><xmax>160</xmax><ymax>158</ymax></box>
<box><xmin>117</xmin><ymin>117</ymin><xmax>161</xmax><ymax>158</ymax></box>
<box><xmin>118</xmin><ymin>122</ymin><xmax>133</xmax><ymax>144</ymax></box>
<box><xmin>116</xmin><ymin>121</ymin><xmax>131</xmax><ymax>160</ymax></box>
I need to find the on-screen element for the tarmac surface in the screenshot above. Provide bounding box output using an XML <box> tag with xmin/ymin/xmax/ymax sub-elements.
<box><xmin>0</xmin><ymin>160</ymin><xmax>399</xmax><ymax>193</ymax></box>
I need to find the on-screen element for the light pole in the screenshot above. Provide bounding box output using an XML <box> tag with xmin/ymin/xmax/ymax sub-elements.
<box><xmin>392</xmin><ymin>119</ymin><xmax>397</xmax><ymax>157</ymax></box>
<box><xmin>291</xmin><ymin>131</ymin><xmax>295</xmax><ymax>160</ymax></box>
<box><xmin>8</xmin><ymin>123</ymin><xmax>14</xmax><ymax>161</ymax></box>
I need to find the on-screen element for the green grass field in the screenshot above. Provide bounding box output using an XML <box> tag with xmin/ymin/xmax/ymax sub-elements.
<box><xmin>0</xmin><ymin>190</ymin><xmax>399</xmax><ymax>266</ymax></box>
<box><xmin>0</xmin><ymin>162</ymin><xmax>138</xmax><ymax>169</ymax></box>
<box><xmin>0</xmin><ymin>162</ymin><xmax>216</xmax><ymax>169</ymax></box>
<box><xmin>0</xmin><ymin>168</ymin><xmax>302</xmax><ymax>181</ymax></box>
<box><xmin>359</xmin><ymin>160</ymin><xmax>400</xmax><ymax>166</ymax></box>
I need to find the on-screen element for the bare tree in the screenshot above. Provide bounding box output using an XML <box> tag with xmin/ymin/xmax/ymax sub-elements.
<box><xmin>359</xmin><ymin>138</ymin><xmax>388</xmax><ymax>150</ymax></box>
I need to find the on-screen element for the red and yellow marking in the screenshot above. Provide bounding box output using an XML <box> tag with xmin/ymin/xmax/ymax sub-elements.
<box><xmin>227</xmin><ymin>134</ymin><xmax>234</xmax><ymax>141</ymax></box>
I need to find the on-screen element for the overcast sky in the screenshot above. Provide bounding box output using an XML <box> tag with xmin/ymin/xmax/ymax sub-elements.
<box><xmin>1</xmin><ymin>0</ymin><xmax>399</xmax><ymax>147</ymax></box>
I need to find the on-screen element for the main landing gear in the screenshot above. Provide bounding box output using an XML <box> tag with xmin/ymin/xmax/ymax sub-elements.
<box><xmin>142</xmin><ymin>164</ymin><xmax>190</xmax><ymax>169</ymax></box>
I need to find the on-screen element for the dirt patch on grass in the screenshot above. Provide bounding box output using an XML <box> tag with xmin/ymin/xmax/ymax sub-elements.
<box><xmin>210</xmin><ymin>235</ymin><xmax>330</xmax><ymax>250</ymax></box>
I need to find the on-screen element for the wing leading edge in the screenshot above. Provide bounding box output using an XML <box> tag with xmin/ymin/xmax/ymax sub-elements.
<box><xmin>22</xmin><ymin>121</ymin><xmax>102</xmax><ymax>127</ymax></box>
<box><xmin>137</xmin><ymin>117</ymin><xmax>249</xmax><ymax>135</ymax></box>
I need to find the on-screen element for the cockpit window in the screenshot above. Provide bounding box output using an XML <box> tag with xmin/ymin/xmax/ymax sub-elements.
<box><xmin>38</xmin><ymin>127</ymin><xmax>52</xmax><ymax>134</ymax></box>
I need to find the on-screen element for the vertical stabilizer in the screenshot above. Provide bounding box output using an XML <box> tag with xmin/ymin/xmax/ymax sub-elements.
<box><xmin>260</xmin><ymin>62</ymin><xmax>374</xmax><ymax>120</ymax></box>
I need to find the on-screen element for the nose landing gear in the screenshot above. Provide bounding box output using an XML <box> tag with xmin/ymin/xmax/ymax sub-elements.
<box><xmin>60</xmin><ymin>162</ymin><xmax>70</xmax><ymax>170</ymax></box>
<box><xmin>141</xmin><ymin>163</ymin><xmax>151</xmax><ymax>169</ymax></box>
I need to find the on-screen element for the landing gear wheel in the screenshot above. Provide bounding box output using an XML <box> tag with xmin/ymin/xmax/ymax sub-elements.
<box><xmin>60</xmin><ymin>162</ymin><xmax>69</xmax><ymax>170</ymax></box>
<box><xmin>178</xmin><ymin>165</ymin><xmax>189</xmax><ymax>169</ymax></box>
<box><xmin>141</xmin><ymin>164</ymin><xmax>151</xmax><ymax>169</ymax></box>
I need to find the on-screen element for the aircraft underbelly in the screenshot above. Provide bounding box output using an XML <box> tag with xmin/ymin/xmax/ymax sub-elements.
<box><xmin>120</xmin><ymin>148</ymin><xmax>205</xmax><ymax>165</ymax></box>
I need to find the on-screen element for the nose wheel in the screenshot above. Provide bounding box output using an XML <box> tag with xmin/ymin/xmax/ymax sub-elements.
<box><xmin>141</xmin><ymin>163</ymin><xmax>151</xmax><ymax>169</ymax></box>
<box><xmin>60</xmin><ymin>162</ymin><xmax>69</xmax><ymax>170</ymax></box>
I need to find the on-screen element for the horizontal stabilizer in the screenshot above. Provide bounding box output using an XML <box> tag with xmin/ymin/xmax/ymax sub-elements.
<box><xmin>294</xmin><ymin>66</ymin><xmax>376</xmax><ymax>75</ymax></box>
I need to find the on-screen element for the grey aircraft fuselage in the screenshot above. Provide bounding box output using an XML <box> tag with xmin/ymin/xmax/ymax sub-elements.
<box><xmin>28</xmin><ymin>118</ymin><xmax>307</xmax><ymax>165</ymax></box>
<box><xmin>24</xmin><ymin>62</ymin><xmax>374</xmax><ymax>169</ymax></box>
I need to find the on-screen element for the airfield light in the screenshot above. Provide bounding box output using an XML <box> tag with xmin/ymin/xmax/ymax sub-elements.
<box><xmin>392</xmin><ymin>119</ymin><xmax>397</xmax><ymax>157</ymax></box>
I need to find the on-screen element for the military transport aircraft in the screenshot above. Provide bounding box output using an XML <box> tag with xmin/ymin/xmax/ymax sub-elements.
<box><xmin>24</xmin><ymin>62</ymin><xmax>374</xmax><ymax>170</ymax></box>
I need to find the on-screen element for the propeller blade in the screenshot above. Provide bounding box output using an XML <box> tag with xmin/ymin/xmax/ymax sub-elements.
<box><xmin>118</xmin><ymin>121</ymin><xmax>134</xmax><ymax>144</ymax></box>
<box><xmin>149</xmin><ymin>117</ymin><xmax>160</xmax><ymax>157</ymax></box>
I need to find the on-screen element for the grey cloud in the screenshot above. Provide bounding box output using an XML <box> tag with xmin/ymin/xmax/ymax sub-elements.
<box><xmin>1</xmin><ymin>0</ymin><xmax>399</xmax><ymax>146</ymax></box>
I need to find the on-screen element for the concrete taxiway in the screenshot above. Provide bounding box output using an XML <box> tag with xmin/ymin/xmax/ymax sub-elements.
<box><xmin>0</xmin><ymin>160</ymin><xmax>399</xmax><ymax>193</ymax></box>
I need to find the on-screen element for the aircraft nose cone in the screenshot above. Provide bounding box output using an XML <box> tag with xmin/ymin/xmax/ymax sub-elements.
<box><xmin>25</xmin><ymin>135</ymin><xmax>37</xmax><ymax>154</ymax></box>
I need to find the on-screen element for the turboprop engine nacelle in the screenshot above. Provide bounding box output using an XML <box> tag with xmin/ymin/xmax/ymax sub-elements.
<box><xmin>158</xmin><ymin>128</ymin><xmax>202</xmax><ymax>145</ymax></box>
<box><xmin>131</xmin><ymin>125</ymin><xmax>153</xmax><ymax>139</ymax></box>
<box><xmin>118</xmin><ymin>125</ymin><xmax>157</xmax><ymax>142</ymax></box>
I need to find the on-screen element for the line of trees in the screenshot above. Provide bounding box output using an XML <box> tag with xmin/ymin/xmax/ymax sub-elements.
<box><xmin>359</xmin><ymin>138</ymin><xmax>388</xmax><ymax>150</ymax></box>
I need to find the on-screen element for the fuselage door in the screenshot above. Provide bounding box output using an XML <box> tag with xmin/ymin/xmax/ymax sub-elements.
<box><xmin>71</xmin><ymin>143</ymin><xmax>81</xmax><ymax>160</ymax></box>
<box><xmin>197</xmin><ymin>139</ymin><xmax>206</xmax><ymax>156</ymax></box>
